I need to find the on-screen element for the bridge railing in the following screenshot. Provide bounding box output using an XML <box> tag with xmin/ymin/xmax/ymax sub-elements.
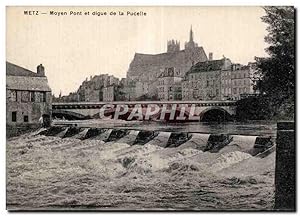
<box><xmin>52</xmin><ymin>100</ymin><xmax>237</xmax><ymax>107</ymax></box>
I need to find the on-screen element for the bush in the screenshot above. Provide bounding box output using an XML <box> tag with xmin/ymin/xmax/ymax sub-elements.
<box><xmin>236</xmin><ymin>96</ymin><xmax>274</xmax><ymax>120</ymax></box>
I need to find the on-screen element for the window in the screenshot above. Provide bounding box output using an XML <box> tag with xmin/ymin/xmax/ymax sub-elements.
<box><xmin>21</xmin><ymin>91</ymin><xmax>30</xmax><ymax>102</ymax></box>
<box><xmin>41</xmin><ymin>92</ymin><xmax>46</xmax><ymax>102</ymax></box>
<box><xmin>12</xmin><ymin>111</ymin><xmax>17</xmax><ymax>122</ymax></box>
<box><xmin>30</xmin><ymin>91</ymin><xmax>35</xmax><ymax>102</ymax></box>
<box><xmin>24</xmin><ymin>115</ymin><xmax>29</xmax><ymax>122</ymax></box>
<box><xmin>10</xmin><ymin>90</ymin><xmax>17</xmax><ymax>102</ymax></box>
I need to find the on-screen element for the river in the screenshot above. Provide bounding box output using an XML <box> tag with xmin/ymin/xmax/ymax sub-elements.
<box><xmin>53</xmin><ymin>119</ymin><xmax>277</xmax><ymax>136</ymax></box>
<box><xmin>6</xmin><ymin>120</ymin><xmax>276</xmax><ymax>210</ymax></box>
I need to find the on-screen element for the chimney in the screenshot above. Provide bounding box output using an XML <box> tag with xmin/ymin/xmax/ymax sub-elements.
<box><xmin>209</xmin><ymin>52</ymin><xmax>213</xmax><ymax>61</ymax></box>
<box><xmin>37</xmin><ymin>64</ymin><xmax>45</xmax><ymax>76</ymax></box>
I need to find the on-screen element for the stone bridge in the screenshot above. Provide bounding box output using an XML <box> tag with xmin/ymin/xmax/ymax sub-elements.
<box><xmin>52</xmin><ymin>100</ymin><xmax>237</xmax><ymax>122</ymax></box>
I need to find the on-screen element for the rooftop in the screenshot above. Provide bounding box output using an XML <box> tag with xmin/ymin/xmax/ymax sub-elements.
<box><xmin>6</xmin><ymin>61</ymin><xmax>44</xmax><ymax>77</ymax></box>
<box><xmin>6</xmin><ymin>61</ymin><xmax>51</xmax><ymax>91</ymax></box>
<box><xmin>188</xmin><ymin>59</ymin><xmax>226</xmax><ymax>74</ymax></box>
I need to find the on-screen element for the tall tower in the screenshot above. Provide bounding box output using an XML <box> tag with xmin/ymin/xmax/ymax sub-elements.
<box><xmin>167</xmin><ymin>39</ymin><xmax>180</xmax><ymax>53</ymax></box>
<box><xmin>185</xmin><ymin>25</ymin><xmax>198</xmax><ymax>51</ymax></box>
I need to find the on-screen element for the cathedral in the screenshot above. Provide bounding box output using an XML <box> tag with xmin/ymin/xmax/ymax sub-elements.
<box><xmin>126</xmin><ymin>26</ymin><xmax>208</xmax><ymax>83</ymax></box>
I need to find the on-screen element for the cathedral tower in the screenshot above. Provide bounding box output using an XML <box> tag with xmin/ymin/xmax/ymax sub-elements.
<box><xmin>185</xmin><ymin>25</ymin><xmax>198</xmax><ymax>51</ymax></box>
<box><xmin>167</xmin><ymin>39</ymin><xmax>180</xmax><ymax>53</ymax></box>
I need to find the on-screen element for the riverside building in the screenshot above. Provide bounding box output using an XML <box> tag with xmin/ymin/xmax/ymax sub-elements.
<box><xmin>6</xmin><ymin>62</ymin><xmax>52</xmax><ymax>136</ymax></box>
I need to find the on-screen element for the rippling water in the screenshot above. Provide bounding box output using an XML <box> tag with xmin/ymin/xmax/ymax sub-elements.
<box><xmin>6</xmin><ymin>129</ymin><xmax>275</xmax><ymax>211</ymax></box>
<box><xmin>54</xmin><ymin>119</ymin><xmax>277</xmax><ymax>137</ymax></box>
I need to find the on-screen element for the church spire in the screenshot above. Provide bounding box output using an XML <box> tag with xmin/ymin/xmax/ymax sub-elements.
<box><xmin>189</xmin><ymin>25</ymin><xmax>194</xmax><ymax>42</ymax></box>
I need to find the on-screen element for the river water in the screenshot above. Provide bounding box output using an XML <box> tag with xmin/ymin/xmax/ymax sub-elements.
<box><xmin>53</xmin><ymin>119</ymin><xmax>277</xmax><ymax>136</ymax></box>
<box><xmin>6</xmin><ymin>120</ymin><xmax>276</xmax><ymax>211</ymax></box>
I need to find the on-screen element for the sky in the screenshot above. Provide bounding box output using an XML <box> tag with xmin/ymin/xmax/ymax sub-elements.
<box><xmin>6</xmin><ymin>6</ymin><xmax>268</xmax><ymax>96</ymax></box>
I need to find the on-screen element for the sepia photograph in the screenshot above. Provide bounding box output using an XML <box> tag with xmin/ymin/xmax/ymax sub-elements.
<box><xmin>5</xmin><ymin>5</ymin><xmax>295</xmax><ymax>211</ymax></box>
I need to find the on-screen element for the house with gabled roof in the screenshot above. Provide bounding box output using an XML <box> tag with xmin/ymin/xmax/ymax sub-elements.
<box><xmin>6</xmin><ymin>62</ymin><xmax>52</xmax><ymax>136</ymax></box>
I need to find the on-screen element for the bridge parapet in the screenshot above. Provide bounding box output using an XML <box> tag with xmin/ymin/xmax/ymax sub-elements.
<box><xmin>52</xmin><ymin>101</ymin><xmax>237</xmax><ymax>121</ymax></box>
<box><xmin>53</xmin><ymin>100</ymin><xmax>237</xmax><ymax>109</ymax></box>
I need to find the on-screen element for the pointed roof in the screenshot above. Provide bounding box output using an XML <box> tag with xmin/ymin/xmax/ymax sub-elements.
<box><xmin>189</xmin><ymin>25</ymin><xmax>194</xmax><ymax>42</ymax></box>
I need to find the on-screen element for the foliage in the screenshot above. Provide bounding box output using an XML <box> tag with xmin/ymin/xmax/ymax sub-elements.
<box><xmin>236</xmin><ymin>96</ymin><xmax>274</xmax><ymax>120</ymax></box>
<box><xmin>254</xmin><ymin>6</ymin><xmax>295</xmax><ymax>119</ymax></box>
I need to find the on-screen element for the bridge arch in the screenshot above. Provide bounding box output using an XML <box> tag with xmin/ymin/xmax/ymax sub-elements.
<box><xmin>200</xmin><ymin>107</ymin><xmax>232</xmax><ymax>122</ymax></box>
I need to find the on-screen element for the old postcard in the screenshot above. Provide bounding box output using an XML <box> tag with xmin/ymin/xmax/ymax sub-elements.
<box><xmin>6</xmin><ymin>6</ymin><xmax>295</xmax><ymax>211</ymax></box>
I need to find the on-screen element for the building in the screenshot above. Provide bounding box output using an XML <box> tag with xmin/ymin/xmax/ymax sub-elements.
<box><xmin>126</xmin><ymin>27</ymin><xmax>208</xmax><ymax>97</ymax></box>
<box><xmin>182</xmin><ymin>57</ymin><xmax>257</xmax><ymax>101</ymax></box>
<box><xmin>135</xmin><ymin>81</ymin><xmax>149</xmax><ymax>98</ymax></box>
<box><xmin>157</xmin><ymin>67</ymin><xmax>182</xmax><ymax>101</ymax></box>
<box><xmin>103</xmin><ymin>85</ymin><xmax>115</xmax><ymax>102</ymax></box>
<box><xmin>224</xmin><ymin>63</ymin><xmax>257</xmax><ymax>100</ymax></box>
<box><xmin>6</xmin><ymin>62</ymin><xmax>52</xmax><ymax>136</ymax></box>
<box><xmin>119</xmin><ymin>78</ymin><xmax>137</xmax><ymax>101</ymax></box>
<box><xmin>182</xmin><ymin>58</ymin><xmax>231</xmax><ymax>100</ymax></box>
<box><xmin>60</xmin><ymin>73</ymin><xmax>120</xmax><ymax>102</ymax></box>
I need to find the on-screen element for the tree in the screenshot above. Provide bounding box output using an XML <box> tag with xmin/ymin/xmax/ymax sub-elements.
<box><xmin>255</xmin><ymin>6</ymin><xmax>295</xmax><ymax>119</ymax></box>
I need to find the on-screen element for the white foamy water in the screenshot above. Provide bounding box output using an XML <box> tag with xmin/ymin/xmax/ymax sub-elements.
<box><xmin>145</xmin><ymin>132</ymin><xmax>171</xmax><ymax>147</ymax></box>
<box><xmin>178</xmin><ymin>133</ymin><xmax>209</xmax><ymax>150</ymax></box>
<box><xmin>219</xmin><ymin>135</ymin><xmax>257</xmax><ymax>154</ymax></box>
<box><xmin>116</xmin><ymin>130</ymin><xmax>139</xmax><ymax>145</ymax></box>
<box><xmin>6</xmin><ymin>132</ymin><xmax>275</xmax><ymax>210</ymax></box>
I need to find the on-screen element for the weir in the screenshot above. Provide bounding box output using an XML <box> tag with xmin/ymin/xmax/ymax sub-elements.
<box><xmin>56</xmin><ymin>127</ymin><xmax>69</xmax><ymax>138</ymax></box>
<box><xmin>37</xmin><ymin>126</ymin><xmax>274</xmax><ymax>157</ymax></box>
<box><xmin>145</xmin><ymin>132</ymin><xmax>172</xmax><ymax>148</ymax></box>
<box><xmin>219</xmin><ymin>135</ymin><xmax>257</xmax><ymax>154</ymax></box>
<box><xmin>84</xmin><ymin>128</ymin><xmax>105</xmax><ymax>139</ymax></box>
<box><xmin>117</xmin><ymin>130</ymin><xmax>140</xmax><ymax>145</ymax></box>
<box><xmin>71</xmin><ymin>128</ymin><xmax>89</xmax><ymax>139</ymax></box>
<box><xmin>89</xmin><ymin>129</ymin><xmax>113</xmax><ymax>141</ymax></box>
<box><xmin>166</xmin><ymin>132</ymin><xmax>192</xmax><ymax>148</ymax></box>
<box><xmin>106</xmin><ymin>129</ymin><xmax>128</xmax><ymax>142</ymax></box>
<box><xmin>134</xmin><ymin>130</ymin><xmax>159</xmax><ymax>145</ymax></box>
<box><xmin>63</xmin><ymin>127</ymin><xmax>84</xmax><ymax>138</ymax></box>
<box><xmin>178</xmin><ymin>133</ymin><xmax>210</xmax><ymax>150</ymax></box>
